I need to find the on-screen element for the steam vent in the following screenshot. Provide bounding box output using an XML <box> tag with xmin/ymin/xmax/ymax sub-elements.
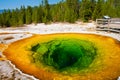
<box><xmin>3</xmin><ymin>33</ymin><xmax>120</xmax><ymax>80</ymax></box>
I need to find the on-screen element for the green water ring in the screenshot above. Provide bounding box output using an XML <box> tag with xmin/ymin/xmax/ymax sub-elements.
<box><xmin>31</xmin><ymin>38</ymin><xmax>97</xmax><ymax>74</ymax></box>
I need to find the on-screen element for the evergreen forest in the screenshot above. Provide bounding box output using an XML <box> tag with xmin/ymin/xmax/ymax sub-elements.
<box><xmin>0</xmin><ymin>0</ymin><xmax>120</xmax><ymax>27</ymax></box>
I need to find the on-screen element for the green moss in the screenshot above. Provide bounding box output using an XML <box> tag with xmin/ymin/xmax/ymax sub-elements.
<box><xmin>31</xmin><ymin>39</ymin><xmax>97</xmax><ymax>73</ymax></box>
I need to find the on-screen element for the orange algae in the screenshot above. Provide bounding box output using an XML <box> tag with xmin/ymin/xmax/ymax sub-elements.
<box><xmin>3</xmin><ymin>33</ymin><xmax>120</xmax><ymax>80</ymax></box>
<box><xmin>0</xmin><ymin>43</ymin><xmax>7</xmax><ymax>60</ymax></box>
<box><xmin>0</xmin><ymin>43</ymin><xmax>7</xmax><ymax>52</ymax></box>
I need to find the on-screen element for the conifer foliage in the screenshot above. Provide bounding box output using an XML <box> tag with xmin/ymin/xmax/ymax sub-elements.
<box><xmin>0</xmin><ymin>0</ymin><xmax>120</xmax><ymax>27</ymax></box>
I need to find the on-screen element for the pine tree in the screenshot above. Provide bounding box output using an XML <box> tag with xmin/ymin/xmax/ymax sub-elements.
<box><xmin>64</xmin><ymin>0</ymin><xmax>79</xmax><ymax>23</ymax></box>
<box><xmin>0</xmin><ymin>12</ymin><xmax>7</xmax><ymax>27</ymax></box>
<box><xmin>32</xmin><ymin>6</ymin><xmax>39</xmax><ymax>24</ymax></box>
<box><xmin>26</xmin><ymin>6</ymin><xmax>32</xmax><ymax>24</ymax></box>
<box><xmin>90</xmin><ymin>0</ymin><xmax>96</xmax><ymax>20</ymax></box>
<box><xmin>18</xmin><ymin>6</ymin><xmax>25</xmax><ymax>26</ymax></box>
<box><xmin>43</xmin><ymin>0</ymin><xmax>51</xmax><ymax>23</ymax></box>
<box><xmin>11</xmin><ymin>9</ymin><xmax>19</xmax><ymax>27</ymax></box>
<box><xmin>92</xmin><ymin>0</ymin><xmax>105</xmax><ymax>20</ymax></box>
<box><xmin>5</xmin><ymin>9</ymin><xmax>11</xmax><ymax>27</ymax></box>
<box><xmin>1</xmin><ymin>10</ymin><xmax>7</xmax><ymax>27</ymax></box>
<box><xmin>80</xmin><ymin>0</ymin><xmax>93</xmax><ymax>22</ymax></box>
<box><xmin>72</xmin><ymin>0</ymin><xmax>79</xmax><ymax>20</ymax></box>
<box><xmin>115</xmin><ymin>0</ymin><xmax>120</xmax><ymax>17</ymax></box>
<box><xmin>0</xmin><ymin>14</ymin><xmax>3</xmax><ymax>27</ymax></box>
<box><xmin>105</xmin><ymin>0</ymin><xmax>116</xmax><ymax>17</ymax></box>
<box><xmin>38</xmin><ymin>5</ymin><xmax>44</xmax><ymax>23</ymax></box>
<box><xmin>50</xmin><ymin>4</ymin><xmax>59</xmax><ymax>22</ymax></box>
